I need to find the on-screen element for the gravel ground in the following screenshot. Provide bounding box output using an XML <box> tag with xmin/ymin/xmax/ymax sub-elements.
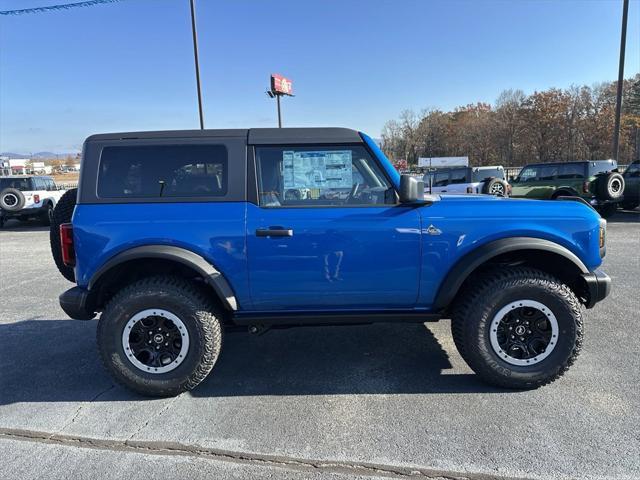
<box><xmin>0</xmin><ymin>211</ymin><xmax>638</xmax><ymax>480</ymax></box>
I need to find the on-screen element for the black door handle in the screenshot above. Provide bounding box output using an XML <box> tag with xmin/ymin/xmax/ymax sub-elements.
<box><xmin>256</xmin><ymin>227</ymin><xmax>294</xmax><ymax>237</ymax></box>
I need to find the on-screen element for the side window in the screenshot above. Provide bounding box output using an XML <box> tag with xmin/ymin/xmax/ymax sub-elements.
<box><xmin>97</xmin><ymin>145</ymin><xmax>227</xmax><ymax>198</ymax></box>
<box><xmin>449</xmin><ymin>169</ymin><xmax>467</xmax><ymax>184</ymax></box>
<box><xmin>518</xmin><ymin>167</ymin><xmax>538</xmax><ymax>182</ymax></box>
<box><xmin>433</xmin><ymin>171</ymin><xmax>449</xmax><ymax>187</ymax></box>
<box><xmin>31</xmin><ymin>178</ymin><xmax>44</xmax><ymax>190</ymax></box>
<box><xmin>255</xmin><ymin>145</ymin><xmax>393</xmax><ymax>207</ymax></box>
<box><xmin>557</xmin><ymin>164</ymin><xmax>584</xmax><ymax>179</ymax></box>
<box><xmin>626</xmin><ymin>162</ymin><xmax>640</xmax><ymax>177</ymax></box>
<box><xmin>538</xmin><ymin>165</ymin><xmax>558</xmax><ymax>181</ymax></box>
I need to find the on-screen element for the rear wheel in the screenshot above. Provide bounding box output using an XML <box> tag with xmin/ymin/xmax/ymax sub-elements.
<box><xmin>49</xmin><ymin>188</ymin><xmax>77</xmax><ymax>282</ymax></box>
<box><xmin>596</xmin><ymin>172</ymin><xmax>624</xmax><ymax>201</ymax></box>
<box><xmin>451</xmin><ymin>267</ymin><xmax>582</xmax><ymax>389</ymax></box>
<box><xmin>97</xmin><ymin>276</ymin><xmax>223</xmax><ymax>397</ymax></box>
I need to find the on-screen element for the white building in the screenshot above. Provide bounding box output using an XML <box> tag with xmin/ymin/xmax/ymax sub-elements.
<box><xmin>31</xmin><ymin>161</ymin><xmax>53</xmax><ymax>175</ymax></box>
<box><xmin>8</xmin><ymin>159</ymin><xmax>30</xmax><ymax>175</ymax></box>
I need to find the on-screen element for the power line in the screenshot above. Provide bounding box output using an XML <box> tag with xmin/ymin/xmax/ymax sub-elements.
<box><xmin>0</xmin><ymin>0</ymin><xmax>123</xmax><ymax>16</ymax></box>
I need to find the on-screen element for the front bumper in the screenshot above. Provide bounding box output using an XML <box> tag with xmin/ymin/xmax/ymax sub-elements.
<box><xmin>582</xmin><ymin>269</ymin><xmax>611</xmax><ymax>308</ymax></box>
<box><xmin>59</xmin><ymin>286</ymin><xmax>96</xmax><ymax>320</ymax></box>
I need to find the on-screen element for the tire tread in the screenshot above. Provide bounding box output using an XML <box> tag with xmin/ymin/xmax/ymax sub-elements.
<box><xmin>451</xmin><ymin>266</ymin><xmax>583</xmax><ymax>389</ymax></box>
<box><xmin>97</xmin><ymin>275</ymin><xmax>223</xmax><ymax>397</ymax></box>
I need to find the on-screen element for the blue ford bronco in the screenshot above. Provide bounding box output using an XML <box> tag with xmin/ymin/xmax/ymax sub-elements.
<box><xmin>52</xmin><ymin>128</ymin><xmax>611</xmax><ymax>397</ymax></box>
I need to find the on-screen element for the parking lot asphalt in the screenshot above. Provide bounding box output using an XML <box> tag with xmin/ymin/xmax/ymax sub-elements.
<box><xmin>0</xmin><ymin>211</ymin><xmax>639</xmax><ymax>480</ymax></box>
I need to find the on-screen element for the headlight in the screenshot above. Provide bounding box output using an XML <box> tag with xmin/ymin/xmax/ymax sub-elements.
<box><xmin>599</xmin><ymin>219</ymin><xmax>606</xmax><ymax>257</ymax></box>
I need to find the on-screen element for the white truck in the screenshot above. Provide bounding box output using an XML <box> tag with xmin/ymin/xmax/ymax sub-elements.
<box><xmin>423</xmin><ymin>166</ymin><xmax>510</xmax><ymax>196</ymax></box>
<box><xmin>0</xmin><ymin>176</ymin><xmax>66</xmax><ymax>228</ymax></box>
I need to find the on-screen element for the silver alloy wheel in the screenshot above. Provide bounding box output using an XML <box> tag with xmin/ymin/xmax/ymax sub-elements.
<box><xmin>489</xmin><ymin>300</ymin><xmax>559</xmax><ymax>366</ymax></box>
<box><xmin>3</xmin><ymin>193</ymin><xmax>17</xmax><ymax>206</ymax></box>
<box><xmin>489</xmin><ymin>182</ymin><xmax>505</xmax><ymax>196</ymax></box>
<box><xmin>121</xmin><ymin>309</ymin><xmax>190</xmax><ymax>374</ymax></box>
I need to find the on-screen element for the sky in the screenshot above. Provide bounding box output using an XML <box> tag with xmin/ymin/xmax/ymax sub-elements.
<box><xmin>0</xmin><ymin>0</ymin><xmax>638</xmax><ymax>154</ymax></box>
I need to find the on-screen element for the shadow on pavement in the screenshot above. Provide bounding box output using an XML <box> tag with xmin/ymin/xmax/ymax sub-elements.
<box><xmin>606</xmin><ymin>209</ymin><xmax>639</xmax><ymax>223</ymax></box>
<box><xmin>0</xmin><ymin>218</ymin><xmax>49</xmax><ymax>231</ymax></box>
<box><xmin>0</xmin><ymin>319</ymin><xmax>502</xmax><ymax>406</ymax></box>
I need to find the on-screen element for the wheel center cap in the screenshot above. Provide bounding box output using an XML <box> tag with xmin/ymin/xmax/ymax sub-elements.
<box><xmin>515</xmin><ymin>325</ymin><xmax>526</xmax><ymax>336</ymax></box>
<box><xmin>153</xmin><ymin>333</ymin><xmax>164</xmax><ymax>344</ymax></box>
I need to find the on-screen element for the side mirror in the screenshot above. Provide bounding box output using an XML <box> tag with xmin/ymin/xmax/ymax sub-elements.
<box><xmin>399</xmin><ymin>175</ymin><xmax>425</xmax><ymax>203</ymax></box>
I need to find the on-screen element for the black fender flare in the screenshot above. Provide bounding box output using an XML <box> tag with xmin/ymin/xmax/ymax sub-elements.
<box><xmin>551</xmin><ymin>187</ymin><xmax>580</xmax><ymax>199</ymax></box>
<box><xmin>432</xmin><ymin>237</ymin><xmax>589</xmax><ymax>311</ymax></box>
<box><xmin>88</xmin><ymin>245</ymin><xmax>238</xmax><ymax>310</ymax></box>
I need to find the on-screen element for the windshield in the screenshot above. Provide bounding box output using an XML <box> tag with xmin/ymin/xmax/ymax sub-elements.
<box><xmin>0</xmin><ymin>178</ymin><xmax>32</xmax><ymax>191</ymax></box>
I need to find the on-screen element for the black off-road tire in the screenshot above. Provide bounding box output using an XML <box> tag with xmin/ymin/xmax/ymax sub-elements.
<box><xmin>40</xmin><ymin>202</ymin><xmax>54</xmax><ymax>226</ymax></box>
<box><xmin>596</xmin><ymin>172</ymin><xmax>625</xmax><ymax>201</ymax></box>
<box><xmin>97</xmin><ymin>276</ymin><xmax>223</xmax><ymax>397</ymax></box>
<box><xmin>49</xmin><ymin>188</ymin><xmax>77</xmax><ymax>282</ymax></box>
<box><xmin>0</xmin><ymin>188</ymin><xmax>26</xmax><ymax>211</ymax></box>
<box><xmin>451</xmin><ymin>267</ymin><xmax>583</xmax><ymax>389</ymax></box>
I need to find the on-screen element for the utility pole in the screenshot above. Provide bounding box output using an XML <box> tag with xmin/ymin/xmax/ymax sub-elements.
<box><xmin>612</xmin><ymin>0</ymin><xmax>629</xmax><ymax>160</ymax></box>
<box><xmin>189</xmin><ymin>0</ymin><xmax>204</xmax><ymax>130</ymax></box>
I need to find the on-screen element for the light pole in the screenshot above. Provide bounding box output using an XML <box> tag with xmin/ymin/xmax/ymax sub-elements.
<box><xmin>189</xmin><ymin>0</ymin><xmax>204</xmax><ymax>130</ymax></box>
<box><xmin>612</xmin><ymin>0</ymin><xmax>629</xmax><ymax>161</ymax></box>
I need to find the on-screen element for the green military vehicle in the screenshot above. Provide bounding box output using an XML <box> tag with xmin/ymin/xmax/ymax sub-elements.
<box><xmin>510</xmin><ymin>160</ymin><xmax>625</xmax><ymax>217</ymax></box>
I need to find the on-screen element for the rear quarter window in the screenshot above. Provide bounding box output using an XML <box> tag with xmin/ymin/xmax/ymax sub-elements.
<box><xmin>472</xmin><ymin>168</ymin><xmax>504</xmax><ymax>182</ymax></box>
<box><xmin>0</xmin><ymin>178</ymin><xmax>32</xmax><ymax>190</ymax></box>
<box><xmin>588</xmin><ymin>161</ymin><xmax>617</xmax><ymax>176</ymax></box>
<box><xmin>557</xmin><ymin>164</ymin><xmax>584</xmax><ymax>179</ymax></box>
<box><xmin>97</xmin><ymin>145</ymin><xmax>228</xmax><ymax>199</ymax></box>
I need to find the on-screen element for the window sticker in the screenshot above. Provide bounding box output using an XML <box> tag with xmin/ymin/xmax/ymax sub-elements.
<box><xmin>283</xmin><ymin>150</ymin><xmax>353</xmax><ymax>189</ymax></box>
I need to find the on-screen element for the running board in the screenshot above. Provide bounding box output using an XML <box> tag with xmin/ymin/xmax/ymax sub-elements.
<box><xmin>231</xmin><ymin>311</ymin><xmax>441</xmax><ymax>327</ymax></box>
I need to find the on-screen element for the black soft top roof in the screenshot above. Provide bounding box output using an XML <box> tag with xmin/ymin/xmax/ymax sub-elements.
<box><xmin>524</xmin><ymin>159</ymin><xmax>616</xmax><ymax>168</ymax></box>
<box><xmin>85</xmin><ymin>127</ymin><xmax>363</xmax><ymax>145</ymax></box>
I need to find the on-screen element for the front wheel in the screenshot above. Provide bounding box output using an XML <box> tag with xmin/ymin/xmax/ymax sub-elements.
<box><xmin>41</xmin><ymin>203</ymin><xmax>53</xmax><ymax>226</ymax></box>
<box><xmin>97</xmin><ymin>276</ymin><xmax>223</xmax><ymax>397</ymax></box>
<box><xmin>451</xmin><ymin>267</ymin><xmax>583</xmax><ymax>389</ymax></box>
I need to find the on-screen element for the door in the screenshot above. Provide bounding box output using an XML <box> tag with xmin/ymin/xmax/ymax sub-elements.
<box><xmin>430</xmin><ymin>170</ymin><xmax>450</xmax><ymax>193</ymax></box>
<box><xmin>512</xmin><ymin>165</ymin><xmax>557</xmax><ymax>198</ymax></box>
<box><xmin>445</xmin><ymin>168</ymin><xmax>469</xmax><ymax>194</ymax></box>
<box><xmin>246</xmin><ymin>144</ymin><xmax>422</xmax><ymax>311</ymax></box>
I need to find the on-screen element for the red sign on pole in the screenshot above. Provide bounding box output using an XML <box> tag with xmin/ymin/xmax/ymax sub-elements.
<box><xmin>271</xmin><ymin>74</ymin><xmax>293</xmax><ymax>96</ymax></box>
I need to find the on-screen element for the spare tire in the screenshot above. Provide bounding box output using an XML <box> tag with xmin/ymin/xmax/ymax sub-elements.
<box><xmin>49</xmin><ymin>188</ymin><xmax>77</xmax><ymax>282</ymax></box>
<box><xmin>482</xmin><ymin>178</ymin><xmax>508</xmax><ymax>197</ymax></box>
<box><xmin>0</xmin><ymin>188</ymin><xmax>26</xmax><ymax>211</ymax></box>
<box><xmin>596</xmin><ymin>172</ymin><xmax>625</xmax><ymax>201</ymax></box>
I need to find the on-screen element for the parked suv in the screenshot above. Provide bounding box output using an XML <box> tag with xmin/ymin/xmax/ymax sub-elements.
<box><xmin>0</xmin><ymin>175</ymin><xmax>65</xmax><ymax>227</ymax></box>
<box><xmin>52</xmin><ymin>128</ymin><xmax>610</xmax><ymax>397</ymax></box>
<box><xmin>423</xmin><ymin>166</ymin><xmax>509</xmax><ymax>196</ymax></box>
<box><xmin>510</xmin><ymin>160</ymin><xmax>625</xmax><ymax>217</ymax></box>
<box><xmin>621</xmin><ymin>160</ymin><xmax>639</xmax><ymax>210</ymax></box>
